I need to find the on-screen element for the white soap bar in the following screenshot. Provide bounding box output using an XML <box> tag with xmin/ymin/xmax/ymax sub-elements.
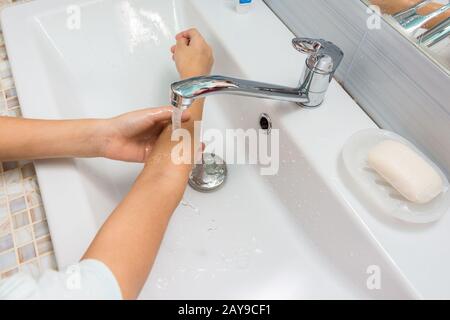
<box><xmin>367</xmin><ymin>140</ymin><xmax>443</xmax><ymax>204</ymax></box>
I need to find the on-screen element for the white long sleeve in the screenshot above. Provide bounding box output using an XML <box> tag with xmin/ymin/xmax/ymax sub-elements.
<box><xmin>0</xmin><ymin>259</ymin><xmax>122</xmax><ymax>300</ymax></box>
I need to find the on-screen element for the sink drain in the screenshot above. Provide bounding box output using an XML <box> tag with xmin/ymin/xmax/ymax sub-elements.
<box><xmin>259</xmin><ymin>113</ymin><xmax>272</xmax><ymax>134</ymax></box>
<box><xmin>189</xmin><ymin>153</ymin><xmax>227</xmax><ymax>192</ymax></box>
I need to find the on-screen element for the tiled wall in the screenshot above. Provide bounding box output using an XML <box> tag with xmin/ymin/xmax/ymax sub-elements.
<box><xmin>0</xmin><ymin>0</ymin><xmax>57</xmax><ymax>281</ymax></box>
<box><xmin>265</xmin><ymin>0</ymin><xmax>450</xmax><ymax>177</ymax></box>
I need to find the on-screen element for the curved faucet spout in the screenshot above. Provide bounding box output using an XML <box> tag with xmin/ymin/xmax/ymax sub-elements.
<box><xmin>170</xmin><ymin>75</ymin><xmax>308</xmax><ymax>108</ymax></box>
<box><xmin>170</xmin><ymin>37</ymin><xmax>343</xmax><ymax>109</ymax></box>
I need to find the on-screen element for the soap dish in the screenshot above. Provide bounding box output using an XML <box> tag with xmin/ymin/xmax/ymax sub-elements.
<box><xmin>342</xmin><ymin>128</ymin><xmax>450</xmax><ymax>223</ymax></box>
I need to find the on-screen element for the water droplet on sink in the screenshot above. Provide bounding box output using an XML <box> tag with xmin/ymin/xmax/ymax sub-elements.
<box><xmin>235</xmin><ymin>249</ymin><xmax>250</xmax><ymax>269</ymax></box>
<box><xmin>254</xmin><ymin>248</ymin><xmax>264</xmax><ymax>254</ymax></box>
<box><xmin>181</xmin><ymin>198</ymin><xmax>200</xmax><ymax>213</ymax></box>
<box><xmin>156</xmin><ymin>277</ymin><xmax>169</xmax><ymax>290</ymax></box>
<box><xmin>207</xmin><ymin>219</ymin><xmax>218</xmax><ymax>233</ymax></box>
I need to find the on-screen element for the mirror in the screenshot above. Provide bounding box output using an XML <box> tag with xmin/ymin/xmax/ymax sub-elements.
<box><xmin>362</xmin><ymin>0</ymin><xmax>450</xmax><ymax>73</ymax></box>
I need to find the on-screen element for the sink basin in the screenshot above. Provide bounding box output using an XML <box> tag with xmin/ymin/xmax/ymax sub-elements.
<box><xmin>3</xmin><ymin>0</ymin><xmax>449</xmax><ymax>299</ymax></box>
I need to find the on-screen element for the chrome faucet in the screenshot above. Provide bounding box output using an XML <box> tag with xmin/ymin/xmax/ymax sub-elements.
<box><xmin>170</xmin><ymin>38</ymin><xmax>344</xmax><ymax>109</ymax></box>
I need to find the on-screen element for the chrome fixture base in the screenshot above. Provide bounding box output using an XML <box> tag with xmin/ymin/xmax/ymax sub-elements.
<box><xmin>296</xmin><ymin>101</ymin><xmax>323</xmax><ymax>108</ymax></box>
<box><xmin>189</xmin><ymin>153</ymin><xmax>227</xmax><ymax>192</ymax></box>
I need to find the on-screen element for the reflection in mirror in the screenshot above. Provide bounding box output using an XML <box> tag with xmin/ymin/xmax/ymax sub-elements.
<box><xmin>363</xmin><ymin>0</ymin><xmax>450</xmax><ymax>72</ymax></box>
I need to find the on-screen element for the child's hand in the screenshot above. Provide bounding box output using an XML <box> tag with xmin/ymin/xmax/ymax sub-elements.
<box><xmin>97</xmin><ymin>107</ymin><xmax>190</xmax><ymax>163</ymax></box>
<box><xmin>170</xmin><ymin>28</ymin><xmax>214</xmax><ymax>79</ymax></box>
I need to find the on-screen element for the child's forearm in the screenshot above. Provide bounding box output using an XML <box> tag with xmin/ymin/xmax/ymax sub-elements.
<box><xmin>83</xmin><ymin>100</ymin><xmax>204</xmax><ymax>299</ymax></box>
<box><xmin>82</xmin><ymin>165</ymin><xmax>188</xmax><ymax>299</ymax></box>
<box><xmin>370</xmin><ymin>0</ymin><xmax>450</xmax><ymax>29</ymax></box>
<box><xmin>0</xmin><ymin>117</ymin><xmax>102</xmax><ymax>161</ymax></box>
<box><xmin>418</xmin><ymin>2</ymin><xmax>450</xmax><ymax>29</ymax></box>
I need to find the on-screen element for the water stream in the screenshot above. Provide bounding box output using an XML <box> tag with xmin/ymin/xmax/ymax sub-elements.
<box><xmin>171</xmin><ymin>106</ymin><xmax>184</xmax><ymax>131</ymax></box>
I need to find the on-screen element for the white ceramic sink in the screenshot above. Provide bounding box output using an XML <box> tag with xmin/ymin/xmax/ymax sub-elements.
<box><xmin>3</xmin><ymin>0</ymin><xmax>450</xmax><ymax>299</ymax></box>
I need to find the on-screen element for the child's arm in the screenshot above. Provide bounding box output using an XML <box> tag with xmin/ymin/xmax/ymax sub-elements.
<box><xmin>0</xmin><ymin>117</ymin><xmax>100</xmax><ymax>161</ymax></box>
<box><xmin>0</xmin><ymin>107</ymin><xmax>190</xmax><ymax>162</ymax></box>
<box><xmin>82</xmin><ymin>28</ymin><xmax>213</xmax><ymax>299</ymax></box>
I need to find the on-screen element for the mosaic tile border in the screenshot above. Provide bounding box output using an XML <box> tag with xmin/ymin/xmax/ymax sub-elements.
<box><xmin>0</xmin><ymin>0</ymin><xmax>58</xmax><ymax>280</ymax></box>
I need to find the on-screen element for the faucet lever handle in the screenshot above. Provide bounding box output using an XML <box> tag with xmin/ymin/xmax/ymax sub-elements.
<box><xmin>292</xmin><ymin>38</ymin><xmax>344</xmax><ymax>75</ymax></box>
